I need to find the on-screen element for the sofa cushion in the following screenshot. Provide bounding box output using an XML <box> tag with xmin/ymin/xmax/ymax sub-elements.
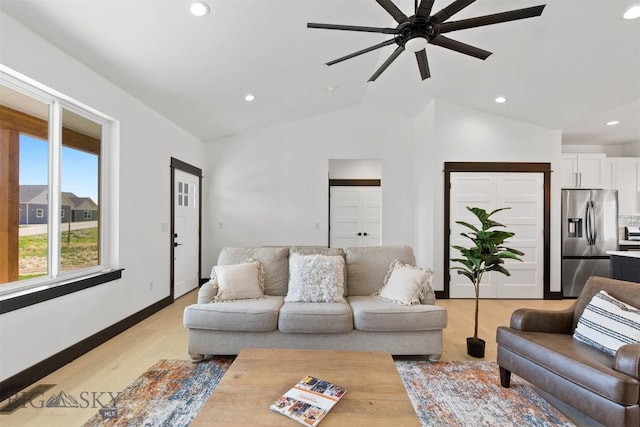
<box><xmin>217</xmin><ymin>247</ymin><xmax>289</xmax><ymax>296</ymax></box>
<box><xmin>377</xmin><ymin>260</ymin><xmax>434</xmax><ymax>305</ymax></box>
<box><xmin>285</xmin><ymin>253</ymin><xmax>345</xmax><ymax>303</ymax></box>
<box><xmin>213</xmin><ymin>260</ymin><xmax>265</xmax><ymax>301</ymax></box>
<box><xmin>574</xmin><ymin>290</ymin><xmax>640</xmax><ymax>356</ymax></box>
<box><xmin>278</xmin><ymin>301</ymin><xmax>353</xmax><ymax>333</ymax></box>
<box><xmin>183</xmin><ymin>296</ymin><xmax>284</xmax><ymax>332</ymax></box>
<box><xmin>345</xmin><ymin>245</ymin><xmax>416</xmax><ymax>296</ymax></box>
<box><xmin>496</xmin><ymin>327</ymin><xmax>640</xmax><ymax>405</ymax></box>
<box><xmin>290</xmin><ymin>247</ymin><xmax>347</xmax><ymax>296</ymax></box>
<box><xmin>348</xmin><ymin>296</ymin><xmax>447</xmax><ymax>332</ymax></box>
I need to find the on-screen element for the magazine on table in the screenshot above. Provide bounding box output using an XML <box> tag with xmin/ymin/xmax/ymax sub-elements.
<box><xmin>270</xmin><ymin>375</ymin><xmax>347</xmax><ymax>426</ymax></box>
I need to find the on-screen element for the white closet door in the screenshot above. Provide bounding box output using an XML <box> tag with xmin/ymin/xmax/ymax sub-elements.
<box><xmin>494</xmin><ymin>174</ymin><xmax>544</xmax><ymax>299</ymax></box>
<box><xmin>330</xmin><ymin>186</ymin><xmax>381</xmax><ymax>248</ymax></box>
<box><xmin>450</xmin><ymin>174</ymin><xmax>497</xmax><ymax>298</ymax></box>
<box><xmin>450</xmin><ymin>173</ymin><xmax>544</xmax><ymax>299</ymax></box>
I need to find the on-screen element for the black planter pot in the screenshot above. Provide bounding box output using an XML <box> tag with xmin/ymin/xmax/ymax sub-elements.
<box><xmin>467</xmin><ymin>337</ymin><xmax>486</xmax><ymax>358</ymax></box>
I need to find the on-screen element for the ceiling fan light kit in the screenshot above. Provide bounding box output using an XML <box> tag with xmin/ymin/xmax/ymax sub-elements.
<box><xmin>308</xmin><ymin>0</ymin><xmax>546</xmax><ymax>81</ymax></box>
<box><xmin>405</xmin><ymin>36</ymin><xmax>429</xmax><ymax>52</ymax></box>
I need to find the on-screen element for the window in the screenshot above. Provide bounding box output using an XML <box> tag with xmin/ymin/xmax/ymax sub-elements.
<box><xmin>177</xmin><ymin>181</ymin><xmax>191</xmax><ymax>207</ymax></box>
<box><xmin>0</xmin><ymin>66</ymin><xmax>117</xmax><ymax>295</ymax></box>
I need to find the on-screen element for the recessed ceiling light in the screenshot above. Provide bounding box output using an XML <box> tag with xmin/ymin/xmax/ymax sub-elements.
<box><xmin>606</xmin><ymin>120</ymin><xmax>620</xmax><ymax>126</ymax></box>
<box><xmin>188</xmin><ymin>1</ymin><xmax>210</xmax><ymax>17</ymax></box>
<box><xmin>495</xmin><ymin>96</ymin><xmax>507</xmax><ymax>104</ymax></box>
<box><xmin>623</xmin><ymin>5</ymin><xmax>640</xmax><ymax>20</ymax></box>
<box><xmin>244</xmin><ymin>94</ymin><xmax>255</xmax><ymax>102</ymax></box>
<box><xmin>325</xmin><ymin>85</ymin><xmax>339</xmax><ymax>92</ymax></box>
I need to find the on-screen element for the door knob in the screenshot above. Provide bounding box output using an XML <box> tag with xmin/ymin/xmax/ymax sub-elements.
<box><xmin>174</xmin><ymin>242</ymin><xmax>183</xmax><ymax>247</ymax></box>
<box><xmin>363</xmin><ymin>232</ymin><xmax>369</xmax><ymax>236</ymax></box>
<box><xmin>357</xmin><ymin>232</ymin><xmax>362</xmax><ymax>236</ymax></box>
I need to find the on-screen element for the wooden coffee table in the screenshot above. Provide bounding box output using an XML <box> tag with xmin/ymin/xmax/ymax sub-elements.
<box><xmin>190</xmin><ymin>348</ymin><xmax>420</xmax><ymax>426</ymax></box>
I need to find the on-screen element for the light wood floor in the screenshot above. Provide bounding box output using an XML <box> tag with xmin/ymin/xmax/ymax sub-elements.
<box><xmin>1</xmin><ymin>292</ymin><xmax>573</xmax><ymax>426</ymax></box>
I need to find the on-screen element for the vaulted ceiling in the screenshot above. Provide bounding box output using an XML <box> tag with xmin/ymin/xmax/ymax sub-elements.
<box><xmin>2</xmin><ymin>0</ymin><xmax>639</xmax><ymax>145</ymax></box>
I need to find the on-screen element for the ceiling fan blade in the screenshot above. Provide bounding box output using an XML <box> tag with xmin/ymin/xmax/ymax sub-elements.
<box><xmin>431</xmin><ymin>0</ymin><xmax>476</xmax><ymax>24</ymax></box>
<box><xmin>307</xmin><ymin>23</ymin><xmax>398</xmax><ymax>34</ymax></box>
<box><xmin>368</xmin><ymin>45</ymin><xmax>406</xmax><ymax>82</ymax></box>
<box><xmin>430</xmin><ymin>35</ymin><xmax>492</xmax><ymax>59</ymax></box>
<box><xmin>439</xmin><ymin>5</ymin><xmax>546</xmax><ymax>33</ymax></box>
<box><xmin>375</xmin><ymin>0</ymin><xmax>409</xmax><ymax>23</ymax></box>
<box><xmin>415</xmin><ymin>0</ymin><xmax>436</xmax><ymax>19</ymax></box>
<box><xmin>326</xmin><ymin>38</ymin><xmax>399</xmax><ymax>66</ymax></box>
<box><xmin>415</xmin><ymin>49</ymin><xmax>431</xmax><ymax>80</ymax></box>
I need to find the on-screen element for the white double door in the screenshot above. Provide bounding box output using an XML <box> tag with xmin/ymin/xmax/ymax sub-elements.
<box><xmin>330</xmin><ymin>186</ymin><xmax>381</xmax><ymax>248</ymax></box>
<box><xmin>450</xmin><ymin>172</ymin><xmax>544</xmax><ymax>299</ymax></box>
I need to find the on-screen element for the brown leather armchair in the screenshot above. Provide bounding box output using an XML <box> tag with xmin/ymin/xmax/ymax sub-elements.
<box><xmin>497</xmin><ymin>276</ymin><xmax>640</xmax><ymax>427</ymax></box>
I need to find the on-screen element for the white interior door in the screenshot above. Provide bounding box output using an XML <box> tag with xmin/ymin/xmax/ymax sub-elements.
<box><xmin>450</xmin><ymin>173</ymin><xmax>544</xmax><ymax>299</ymax></box>
<box><xmin>330</xmin><ymin>186</ymin><xmax>381</xmax><ymax>248</ymax></box>
<box><xmin>173</xmin><ymin>169</ymin><xmax>199</xmax><ymax>298</ymax></box>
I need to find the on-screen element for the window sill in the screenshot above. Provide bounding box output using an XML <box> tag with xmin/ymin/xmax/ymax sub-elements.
<box><xmin>0</xmin><ymin>269</ymin><xmax>123</xmax><ymax>315</ymax></box>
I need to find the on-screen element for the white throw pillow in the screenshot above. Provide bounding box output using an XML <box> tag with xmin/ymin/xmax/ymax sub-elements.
<box><xmin>376</xmin><ymin>260</ymin><xmax>433</xmax><ymax>306</ymax></box>
<box><xmin>285</xmin><ymin>253</ymin><xmax>345</xmax><ymax>303</ymax></box>
<box><xmin>574</xmin><ymin>290</ymin><xmax>640</xmax><ymax>356</ymax></box>
<box><xmin>213</xmin><ymin>259</ymin><xmax>265</xmax><ymax>301</ymax></box>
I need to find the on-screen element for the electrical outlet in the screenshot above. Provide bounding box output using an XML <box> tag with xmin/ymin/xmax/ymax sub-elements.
<box><xmin>149</xmin><ymin>280</ymin><xmax>153</xmax><ymax>290</ymax></box>
<box><xmin>315</xmin><ymin>222</ymin><xmax>321</xmax><ymax>230</ymax></box>
<box><xmin>218</xmin><ymin>222</ymin><xmax>224</xmax><ymax>229</ymax></box>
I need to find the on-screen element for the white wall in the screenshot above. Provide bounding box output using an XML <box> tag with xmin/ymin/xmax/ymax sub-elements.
<box><xmin>202</xmin><ymin>97</ymin><xmax>563</xmax><ymax>294</ymax></box>
<box><xmin>0</xmin><ymin>12</ymin><xmax>204</xmax><ymax>381</ymax></box>
<box><xmin>201</xmin><ymin>105</ymin><xmax>415</xmax><ymax>273</ymax></box>
<box><xmin>328</xmin><ymin>159</ymin><xmax>382</xmax><ymax>179</ymax></box>
<box><xmin>414</xmin><ymin>100</ymin><xmax>563</xmax><ymax>292</ymax></box>
<box><xmin>562</xmin><ymin>141</ymin><xmax>640</xmax><ymax>157</ymax></box>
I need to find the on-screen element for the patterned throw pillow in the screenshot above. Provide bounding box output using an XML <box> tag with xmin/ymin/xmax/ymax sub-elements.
<box><xmin>376</xmin><ymin>260</ymin><xmax>434</xmax><ymax>306</ymax></box>
<box><xmin>213</xmin><ymin>259</ymin><xmax>265</xmax><ymax>301</ymax></box>
<box><xmin>573</xmin><ymin>290</ymin><xmax>640</xmax><ymax>356</ymax></box>
<box><xmin>285</xmin><ymin>253</ymin><xmax>345</xmax><ymax>303</ymax></box>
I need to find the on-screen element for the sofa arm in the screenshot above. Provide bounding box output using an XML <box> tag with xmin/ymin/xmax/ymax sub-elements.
<box><xmin>615</xmin><ymin>344</ymin><xmax>640</xmax><ymax>380</ymax></box>
<box><xmin>197</xmin><ymin>279</ymin><xmax>218</xmax><ymax>304</ymax></box>
<box><xmin>510</xmin><ymin>306</ymin><xmax>575</xmax><ymax>333</ymax></box>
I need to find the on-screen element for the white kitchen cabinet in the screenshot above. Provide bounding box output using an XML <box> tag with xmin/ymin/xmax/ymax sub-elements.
<box><xmin>561</xmin><ymin>153</ymin><xmax>607</xmax><ymax>189</ymax></box>
<box><xmin>608</xmin><ymin>157</ymin><xmax>640</xmax><ymax>215</ymax></box>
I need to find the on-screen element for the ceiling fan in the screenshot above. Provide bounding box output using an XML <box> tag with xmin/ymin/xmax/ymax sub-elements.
<box><xmin>308</xmin><ymin>0</ymin><xmax>545</xmax><ymax>81</ymax></box>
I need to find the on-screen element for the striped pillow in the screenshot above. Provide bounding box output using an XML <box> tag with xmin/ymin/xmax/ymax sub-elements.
<box><xmin>573</xmin><ymin>290</ymin><xmax>640</xmax><ymax>356</ymax></box>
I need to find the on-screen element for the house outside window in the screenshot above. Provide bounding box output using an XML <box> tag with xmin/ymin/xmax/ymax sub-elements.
<box><xmin>0</xmin><ymin>66</ymin><xmax>117</xmax><ymax>294</ymax></box>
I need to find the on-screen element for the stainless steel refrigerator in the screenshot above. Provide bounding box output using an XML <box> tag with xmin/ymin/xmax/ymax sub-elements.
<box><xmin>562</xmin><ymin>189</ymin><xmax>618</xmax><ymax>297</ymax></box>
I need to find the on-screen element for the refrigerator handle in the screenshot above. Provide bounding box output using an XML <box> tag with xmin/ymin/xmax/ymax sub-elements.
<box><xmin>585</xmin><ymin>201</ymin><xmax>595</xmax><ymax>245</ymax></box>
<box><xmin>589</xmin><ymin>201</ymin><xmax>597</xmax><ymax>244</ymax></box>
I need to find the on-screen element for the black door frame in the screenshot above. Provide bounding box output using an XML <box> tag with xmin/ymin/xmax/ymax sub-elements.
<box><xmin>170</xmin><ymin>157</ymin><xmax>203</xmax><ymax>302</ymax></box>
<box><xmin>442</xmin><ymin>162</ymin><xmax>558</xmax><ymax>300</ymax></box>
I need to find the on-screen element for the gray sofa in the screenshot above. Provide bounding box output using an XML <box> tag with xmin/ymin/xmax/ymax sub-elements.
<box><xmin>183</xmin><ymin>245</ymin><xmax>447</xmax><ymax>361</ymax></box>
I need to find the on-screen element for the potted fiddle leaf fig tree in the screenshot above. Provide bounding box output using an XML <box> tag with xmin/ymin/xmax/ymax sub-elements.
<box><xmin>451</xmin><ymin>207</ymin><xmax>524</xmax><ymax>358</ymax></box>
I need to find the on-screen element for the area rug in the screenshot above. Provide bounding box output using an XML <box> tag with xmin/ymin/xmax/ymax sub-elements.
<box><xmin>395</xmin><ymin>360</ymin><xmax>575</xmax><ymax>426</ymax></box>
<box><xmin>81</xmin><ymin>358</ymin><xmax>232</xmax><ymax>427</ymax></box>
<box><xmin>83</xmin><ymin>359</ymin><xmax>574</xmax><ymax>426</ymax></box>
